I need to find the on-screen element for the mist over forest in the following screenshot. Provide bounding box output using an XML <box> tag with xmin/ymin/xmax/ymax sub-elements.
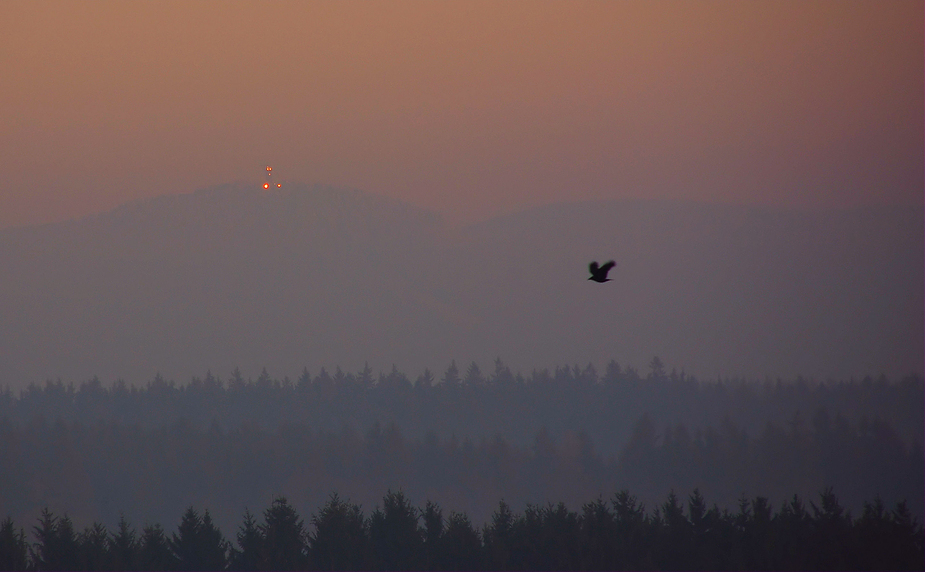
<box><xmin>1</xmin><ymin>184</ymin><xmax>922</xmax><ymax>569</ymax></box>
<box><xmin>1</xmin><ymin>362</ymin><xmax>922</xmax><ymax>537</ymax></box>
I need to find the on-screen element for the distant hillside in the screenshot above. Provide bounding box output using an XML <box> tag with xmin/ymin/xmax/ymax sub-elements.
<box><xmin>0</xmin><ymin>183</ymin><xmax>446</xmax><ymax>385</ymax></box>
<box><xmin>0</xmin><ymin>184</ymin><xmax>921</xmax><ymax>387</ymax></box>
<box><xmin>439</xmin><ymin>199</ymin><xmax>924</xmax><ymax>382</ymax></box>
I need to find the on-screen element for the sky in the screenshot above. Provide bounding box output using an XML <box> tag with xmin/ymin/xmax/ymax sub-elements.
<box><xmin>0</xmin><ymin>1</ymin><xmax>922</xmax><ymax>229</ymax></box>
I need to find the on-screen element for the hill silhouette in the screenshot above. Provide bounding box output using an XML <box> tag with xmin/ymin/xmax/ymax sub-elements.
<box><xmin>0</xmin><ymin>183</ymin><xmax>921</xmax><ymax>386</ymax></box>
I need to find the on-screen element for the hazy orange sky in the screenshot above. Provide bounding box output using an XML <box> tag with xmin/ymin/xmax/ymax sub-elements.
<box><xmin>1</xmin><ymin>1</ymin><xmax>922</xmax><ymax>228</ymax></box>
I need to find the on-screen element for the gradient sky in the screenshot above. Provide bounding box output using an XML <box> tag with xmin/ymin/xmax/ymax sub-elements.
<box><xmin>1</xmin><ymin>1</ymin><xmax>922</xmax><ymax>228</ymax></box>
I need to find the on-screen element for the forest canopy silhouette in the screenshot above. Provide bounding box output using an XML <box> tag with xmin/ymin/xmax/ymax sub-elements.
<box><xmin>2</xmin><ymin>488</ymin><xmax>922</xmax><ymax>571</ymax></box>
<box><xmin>1</xmin><ymin>359</ymin><xmax>921</xmax><ymax>553</ymax></box>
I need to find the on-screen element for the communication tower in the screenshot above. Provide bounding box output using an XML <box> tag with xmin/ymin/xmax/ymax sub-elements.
<box><xmin>262</xmin><ymin>166</ymin><xmax>282</xmax><ymax>190</ymax></box>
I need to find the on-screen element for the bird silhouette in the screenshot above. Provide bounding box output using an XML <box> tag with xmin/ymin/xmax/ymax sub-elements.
<box><xmin>588</xmin><ymin>260</ymin><xmax>616</xmax><ymax>283</ymax></box>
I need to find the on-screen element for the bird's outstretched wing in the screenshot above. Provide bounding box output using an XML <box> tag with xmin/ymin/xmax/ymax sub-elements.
<box><xmin>589</xmin><ymin>261</ymin><xmax>600</xmax><ymax>274</ymax></box>
<box><xmin>600</xmin><ymin>260</ymin><xmax>616</xmax><ymax>275</ymax></box>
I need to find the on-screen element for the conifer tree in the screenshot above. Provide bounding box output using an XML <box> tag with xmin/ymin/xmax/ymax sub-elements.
<box><xmin>138</xmin><ymin>523</ymin><xmax>175</xmax><ymax>571</ymax></box>
<box><xmin>78</xmin><ymin>522</ymin><xmax>109</xmax><ymax>572</ymax></box>
<box><xmin>0</xmin><ymin>517</ymin><xmax>29</xmax><ymax>571</ymax></box>
<box><xmin>420</xmin><ymin>500</ymin><xmax>444</xmax><ymax>569</ymax></box>
<box><xmin>310</xmin><ymin>494</ymin><xmax>368</xmax><ymax>571</ymax></box>
<box><xmin>369</xmin><ymin>490</ymin><xmax>422</xmax><ymax>570</ymax></box>
<box><xmin>439</xmin><ymin>512</ymin><xmax>481</xmax><ymax>571</ymax></box>
<box><xmin>230</xmin><ymin>509</ymin><xmax>261</xmax><ymax>571</ymax></box>
<box><xmin>108</xmin><ymin>515</ymin><xmax>137</xmax><ymax>572</ymax></box>
<box><xmin>483</xmin><ymin>500</ymin><xmax>514</xmax><ymax>571</ymax></box>
<box><xmin>32</xmin><ymin>510</ymin><xmax>80</xmax><ymax>571</ymax></box>
<box><xmin>260</xmin><ymin>497</ymin><xmax>307</xmax><ymax>571</ymax></box>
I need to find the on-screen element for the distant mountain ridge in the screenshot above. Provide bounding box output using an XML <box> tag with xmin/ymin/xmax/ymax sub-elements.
<box><xmin>1</xmin><ymin>182</ymin><xmax>921</xmax><ymax>388</ymax></box>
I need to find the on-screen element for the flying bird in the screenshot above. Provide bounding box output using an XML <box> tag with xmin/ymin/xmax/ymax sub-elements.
<box><xmin>588</xmin><ymin>260</ymin><xmax>616</xmax><ymax>283</ymax></box>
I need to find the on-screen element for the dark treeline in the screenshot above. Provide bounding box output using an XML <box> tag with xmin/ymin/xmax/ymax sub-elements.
<box><xmin>1</xmin><ymin>362</ymin><xmax>923</xmax><ymax>532</ymax></box>
<box><xmin>2</xmin><ymin>360</ymin><xmax>922</xmax><ymax>458</ymax></box>
<box><xmin>2</xmin><ymin>489</ymin><xmax>922</xmax><ymax>571</ymax></box>
<box><xmin>1</xmin><ymin>410</ymin><xmax>921</xmax><ymax>538</ymax></box>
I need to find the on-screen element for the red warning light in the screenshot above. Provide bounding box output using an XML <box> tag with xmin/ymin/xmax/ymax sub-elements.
<box><xmin>262</xmin><ymin>166</ymin><xmax>278</xmax><ymax>190</ymax></box>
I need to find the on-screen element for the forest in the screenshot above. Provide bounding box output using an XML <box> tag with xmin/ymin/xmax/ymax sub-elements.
<box><xmin>1</xmin><ymin>488</ymin><xmax>922</xmax><ymax>571</ymax></box>
<box><xmin>1</xmin><ymin>359</ymin><xmax>922</xmax><ymax>569</ymax></box>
